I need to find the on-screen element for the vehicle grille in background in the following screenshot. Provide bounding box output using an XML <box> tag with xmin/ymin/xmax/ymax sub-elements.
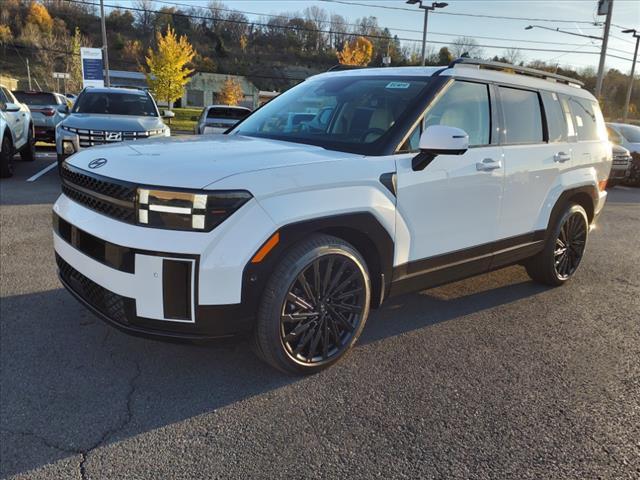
<box><xmin>60</xmin><ymin>163</ymin><xmax>137</xmax><ymax>223</ymax></box>
<box><xmin>69</xmin><ymin>129</ymin><xmax>151</xmax><ymax>148</ymax></box>
<box><xmin>56</xmin><ymin>253</ymin><xmax>132</xmax><ymax>325</ymax></box>
<box><xmin>612</xmin><ymin>154</ymin><xmax>631</xmax><ymax>167</ymax></box>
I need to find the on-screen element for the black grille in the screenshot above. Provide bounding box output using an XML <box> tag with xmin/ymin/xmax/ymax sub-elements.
<box><xmin>56</xmin><ymin>253</ymin><xmax>132</xmax><ymax>325</ymax></box>
<box><xmin>61</xmin><ymin>164</ymin><xmax>136</xmax><ymax>223</ymax></box>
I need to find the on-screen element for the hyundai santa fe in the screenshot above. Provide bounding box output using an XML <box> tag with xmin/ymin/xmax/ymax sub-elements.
<box><xmin>53</xmin><ymin>59</ymin><xmax>611</xmax><ymax>374</ymax></box>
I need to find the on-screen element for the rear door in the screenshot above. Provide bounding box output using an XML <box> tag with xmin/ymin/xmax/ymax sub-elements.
<box><xmin>497</xmin><ymin>86</ymin><xmax>571</xmax><ymax>239</ymax></box>
<box><xmin>1</xmin><ymin>87</ymin><xmax>26</xmax><ymax>147</ymax></box>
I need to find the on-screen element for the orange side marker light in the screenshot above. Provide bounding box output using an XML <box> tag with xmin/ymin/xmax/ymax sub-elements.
<box><xmin>251</xmin><ymin>232</ymin><xmax>280</xmax><ymax>263</ymax></box>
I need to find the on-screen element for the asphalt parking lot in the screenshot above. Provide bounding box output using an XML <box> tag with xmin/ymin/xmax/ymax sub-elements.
<box><xmin>1</xmin><ymin>149</ymin><xmax>639</xmax><ymax>479</ymax></box>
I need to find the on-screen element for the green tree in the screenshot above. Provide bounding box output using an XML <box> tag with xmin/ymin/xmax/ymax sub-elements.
<box><xmin>145</xmin><ymin>25</ymin><xmax>195</xmax><ymax>109</ymax></box>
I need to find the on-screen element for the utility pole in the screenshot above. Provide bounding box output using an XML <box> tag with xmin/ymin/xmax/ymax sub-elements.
<box><xmin>622</xmin><ymin>28</ymin><xmax>640</xmax><ymax>122</ymax></box>
<box><xmin>26</xmin><ymin>58</ymin><xmax>32</xmax><ymax>90</ymax></box>
<box><xmin>406</xmin><ymin>1</ymin><xmax>448</xmax><ymax>66</ymax></box>
<box><xmin>100</xmin><ymin>0</ymin><xmax>110</xmax><ymax>87</ymax></box>
<box><xmin>595</xmin><ymin>0</ymin><xmax>614</xmax><ymax>98</ymax></box>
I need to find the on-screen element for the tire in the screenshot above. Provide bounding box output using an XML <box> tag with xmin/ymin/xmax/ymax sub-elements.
<box><xmin>20</xmin><ymin>126</ymin><xmax>35</xmax><ymax>162</ymax></box>
<box><xmin>253</xmin><ymin>234</ymin><xmax>371</xmax><ymax>374</ymax></box>
<box><xmin>0</xmin><ymin>134</ymin><xmax>14</xmax><ymax>178</ymax></box>
<box><xmin>525</xmin><ymin>204</ymin><xmax>589</xmax><ymax>286</ymax></box>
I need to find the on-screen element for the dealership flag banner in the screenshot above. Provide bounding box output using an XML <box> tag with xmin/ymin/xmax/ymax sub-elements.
<box><xmin>80</xmin><ymin>47</ymin><xmax>105</xmax><ymax>88</ymax></box>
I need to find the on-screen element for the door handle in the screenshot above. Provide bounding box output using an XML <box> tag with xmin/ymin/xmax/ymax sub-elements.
<box><xmin>554</xmin><ymin>152</ymin><xmax>571</xmax><ymax>163</ymax></box>
<box><xmin>476</xmin><ymin>158</ymin><xmax>502</xmax><ymax>171</ymax></box>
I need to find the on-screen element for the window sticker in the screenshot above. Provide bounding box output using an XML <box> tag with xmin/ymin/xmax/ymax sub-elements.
<box><xmin>551</xmin><ymin>92</ymin><xmax>558</xmax><ymax>101</ymax></box>
<box><xmin>386</xmin><ymin>82</ymin><xmax>410</xmax><ymax>89</ymax></box>
<box><xmin>576</xmin><ymin>115</ymin><xmax>584</xmax><ymax>127</ymax></box>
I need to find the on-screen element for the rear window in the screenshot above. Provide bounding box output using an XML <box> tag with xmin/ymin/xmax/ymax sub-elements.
<box><xmin>499</xmin><ymin>87</ymin><xmax>543</xmax><ymax>144</ymax></box>
<box><xmin>13</xmin><ymin>92</ymin><xmax>58</xmax><ymax>106</ymax></box>
<box><xmin>207</xmin><ymin>108</ymin><xmax>250</xmax><ymax>120</ymax></box>
<box><xmin>567</xmin><ymin>97</ymin><xmax>604</xmax><ymax>141</ymax></box>
<box><xmin>72</xmin><ymin>92</ymin><xmax>158</xmax><ymax>116</ymax></box>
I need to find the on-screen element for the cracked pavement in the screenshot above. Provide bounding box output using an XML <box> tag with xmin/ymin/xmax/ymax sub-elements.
<box><xmin>1</xmin><ymin>154</ymin><xmax>639</xmax><ymax>479</ymax></box>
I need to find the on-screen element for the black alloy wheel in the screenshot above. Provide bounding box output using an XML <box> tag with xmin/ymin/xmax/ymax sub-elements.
<box><xmin>553</xmin><ymin>211</ymin><xmax>587</xmax><ymax>280</ymax></box>
<box><xmin>254</xmin><ymin>234</ymin><xmax>371</xmax><ymax>374</ymax></box>
<box><xmin>280</xmin><ymin>254</ymin><xmax>366</xmax><ymax>365</ymax></box>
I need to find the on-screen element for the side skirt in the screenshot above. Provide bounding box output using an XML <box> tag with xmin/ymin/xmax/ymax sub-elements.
<box><xmin>389</xmin><ymin>231</ymin><xmax>545</xmax><ymax>297</ymax></box>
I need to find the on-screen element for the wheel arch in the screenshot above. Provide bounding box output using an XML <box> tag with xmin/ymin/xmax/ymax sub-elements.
<box><xmin>546</xmin><ymin>186</ymin><xmax>597</xmax><ymax>239</ymax></box>
<box><xmin>242</xmin><ymin>212</ymin><xmax>394</xmax><ymax>314</ymax></box>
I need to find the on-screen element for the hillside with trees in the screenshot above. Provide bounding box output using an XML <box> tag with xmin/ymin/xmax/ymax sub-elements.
<box><xmin>0</xmin><ymin>0</ymin><xmax>637</xmax><ymax>119</ymax></box>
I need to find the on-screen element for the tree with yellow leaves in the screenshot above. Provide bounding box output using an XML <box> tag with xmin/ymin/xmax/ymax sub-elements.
<box><xmin>336</xmin><ymin>36</ymin><xmax>373</xmax><ymax>66</ymax></box>
<box><xmin>145</xmin><ymin>25</ymin><xmax>195</xmax><ymax>110</ymax></box>
<box><xmin>217</xmin><ymin>78</ymin><xmax>244</xmax><ymax>106</ymax></box>
<box><xmin>26</xmin><ymin>1</ymin><xmax>53</xmax><ymax>33</ymax></box>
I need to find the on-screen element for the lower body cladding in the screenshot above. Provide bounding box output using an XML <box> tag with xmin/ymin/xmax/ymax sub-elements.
<box><xmin>52</xmin><ymin>195</ymin><xmax>277</xmax><ymax>341</ymax></box>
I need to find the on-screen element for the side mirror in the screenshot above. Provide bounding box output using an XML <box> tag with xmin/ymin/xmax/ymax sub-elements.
<box><xmin>162</xmin><ymin>110</ymin><xmax>175</xmax><ymax>118</ymax></box>
<box><xmin>2</xmin><ymin>102</ymin><xmax>21</xmax><ymax>113</ymax></box>
<box><xmin>58</xmin><ymin>104</ymin><xmax>69</xmax><ymax>114</ymax></box>
<box><xmin>412</xmin><ymin>125</ymin><xmax>469</xmax><ymax>171</ymax></box>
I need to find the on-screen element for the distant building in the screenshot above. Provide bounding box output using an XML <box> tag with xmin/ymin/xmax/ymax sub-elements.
<box><xmin>104</xmin><ymin>70</ymin><xmax>266</xmax><ymax>109</ymax></box>
<box><xmin>0</xmin><ymin>74</ymin><xmax>19</xmax><ymax>90</ymax></box>
<box><xmin>180</xmin><ymin>72</ymin><xmax>259</xmax><ymax>109</ymax></box>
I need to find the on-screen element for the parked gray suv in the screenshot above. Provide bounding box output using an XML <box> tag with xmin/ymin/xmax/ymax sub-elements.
<box><xmin>56</xmin><ymin>87</ymin><xmax>172</xmax><ymax>166</ymax></box>
<box><xmin>13</xmin><ymin>90</ymin><xmax>70</xmax><ymax>143</ymax></box>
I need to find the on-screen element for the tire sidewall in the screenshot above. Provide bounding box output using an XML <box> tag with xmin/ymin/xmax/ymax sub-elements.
<box><xmin>0</xmin><ymin>135</ymin><xmax>14</xmax><ymax>178</ymax></box>
<box><xmin>259</xmin><ymin>238</ymin><xmax>371</xmax><ymax>374</ymax></box>
<box><xmin>20</xmin><ymin>126</ymin><xmax>35</xmax><ymax>162</ymax></box>
<box><xmin>548</xmin><ymin>204</ymin><xmax>589</xmax><ymax>283</ymax></box>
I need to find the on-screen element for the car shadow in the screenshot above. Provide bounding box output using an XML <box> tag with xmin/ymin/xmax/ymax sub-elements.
<box><xmin>0</xmin><ymin>264</ymin><xmax>547</xmax><ymax>477</ymax></box>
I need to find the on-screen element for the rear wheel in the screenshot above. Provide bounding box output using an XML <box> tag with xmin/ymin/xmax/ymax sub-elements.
<box><xmin>0</xmin><ymin>134</ymin><xmax>14</xmax><ymax>178</ymax></box>
<box><xmin>253</xmin><ymin>234</ymin><xmax>371</xmax><ymax>374</ymax></box>
<box><xmin>20</xmin><ymin>126</ymin><xmax>35</xmax><ymax>162</ymax></box>
<box><xmin>525</xmin><ymin>204</ymin><xmax>588</xmax><ymax>286</ymax></box>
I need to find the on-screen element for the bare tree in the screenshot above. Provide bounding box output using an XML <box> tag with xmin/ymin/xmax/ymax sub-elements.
<box><xmin>503</xmin><ymin>47</ymin><xmax>522</xmax><ymax>65</ymax></box>
<box><xmin>330</xmin><ymin>14</ymin><xmax>349</xmax><ymax>49</ymax></box>
<box><xmin>134</xmin><ymin>0</ymin><xmax>154</xmax><ymax>37</ymax></box>
<box><xmin>450</xmin><ymin>36</ymin><xmax>484</xmax><ymax>59</ymax></box>
<box><xmin>304</xmin><ymin>5</ymin><xmax>328</xmax><ymax>50</ymax></box>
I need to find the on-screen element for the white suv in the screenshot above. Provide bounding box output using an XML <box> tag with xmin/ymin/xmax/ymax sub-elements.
<box><xmin>52</xmin><ymin>60</ymin><xmax>611</xmax><ymax>374</ymax></box>
<box><xmin>1</xmin><ymin>84</ymin><xmax>35</xmax><ymax>178</ymax></box>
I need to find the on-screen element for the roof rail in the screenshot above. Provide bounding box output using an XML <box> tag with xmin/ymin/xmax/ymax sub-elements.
<box><xmin>448</xmin><ymin>58</ymin><xmax>584</xmax><ymax>87</ymax></box>
<box><xmin>327</xmin><ymin>64</ymin><xmax>367</xmax><ymax>72</ymax></box>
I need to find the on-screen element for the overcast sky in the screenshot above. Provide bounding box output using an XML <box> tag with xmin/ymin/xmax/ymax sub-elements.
<box><xmin>110</xmin><ymin>0</ymin><xmax>640</xmax><ymax>73</ymax></box>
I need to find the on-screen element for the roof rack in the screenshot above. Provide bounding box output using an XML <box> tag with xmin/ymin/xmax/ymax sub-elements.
<box><xmin>448</xmin><ymin>58</ymin><xmax>584</xmax><ymax>87</ymax></box>
<box><xmin>327</xmin><ymin>64</ymin><xmax>367</xmax><ymax>72</ymax></box>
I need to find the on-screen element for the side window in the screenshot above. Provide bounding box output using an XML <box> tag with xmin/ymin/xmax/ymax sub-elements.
<box><xmin>567</xmin><ymin>96</ymin><xmax>601</xmax><ymax>141</ymax></box>
<box><xmin>0</xmin><ymin>88</ymin><xmax>7</xmax><ymax>104</ymax></box>
<box><xmin>499</xmin><ymin>86</ymin><xmax>543</xmax><ymax>144</ymax></box>
<box><xmin>541</xmin><ymin>91</ymin><xmax>566</xmax><ymax>143</ymax></box>
<box><xmin>424</xmin><ymin>81</ymin><xmax>490</xmax><ymax>146</ymax></box>
<box><xmin>607</xmin><ymin>126</ymin><xmax>622</xmax><ymax>144</ymax></box>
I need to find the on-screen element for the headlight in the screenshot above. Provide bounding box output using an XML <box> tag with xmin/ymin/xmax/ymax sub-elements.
<box><xmin>137</xmin><ymin>188</ymin><xmax>252</xmax><ymax>231</ymax></box>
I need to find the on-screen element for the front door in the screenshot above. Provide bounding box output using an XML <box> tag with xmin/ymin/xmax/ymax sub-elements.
<box><xmin>394</xmin><ymin>80</ymin><xmax>504</xmax><ymax>272</ymax></box>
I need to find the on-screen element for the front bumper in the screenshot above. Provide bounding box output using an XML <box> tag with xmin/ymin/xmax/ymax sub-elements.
<box><xmin>53</xmin><ymin>193</ymin><xmax>277</xmax><ymax>340</ymax></box>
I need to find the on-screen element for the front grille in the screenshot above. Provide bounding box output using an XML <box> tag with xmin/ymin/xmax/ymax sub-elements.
<box><xmin>61</xmin><ymin>163</ymin><xmax>136</xmax><ymax>223</ymax></box>
<box><xmin>63</xmin><ymin>127</ymin><xmax>151</xmax><ymax>148</ymax></box>
<box><xmin>56</xmin><ymin>253</ymin><xmax>132</xmax><ymax>325</ymax></box>
<box><xmin>612</xmin><ymin>154</ymin><xmax>631</xmax><ymax>167</ymax></box>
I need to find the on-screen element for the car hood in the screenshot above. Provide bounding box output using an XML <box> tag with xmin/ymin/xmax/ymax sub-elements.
<box><xmin>65</xmin><ymin>135</ymin><xmax>361</xmax><ymax>189</ymax></box>
<box><xmin>612</xmin><ymin>144</ymin><xmax>630</xmax><ymax>155</ymax></box>
<box><xmin>61</xmin><ymin>113</ymin><xmax>164</xmax><ymax>131</ymax></box>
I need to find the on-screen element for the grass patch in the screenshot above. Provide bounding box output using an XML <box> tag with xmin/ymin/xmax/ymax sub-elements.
<box><xmin>167</xmin><ymin>107</ymin><xmax>202</xmax><ymax>133</ymax></box>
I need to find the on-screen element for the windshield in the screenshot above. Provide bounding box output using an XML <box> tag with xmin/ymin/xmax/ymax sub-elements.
<box><xmin>72</xmin><ymin>92</ymin><xmax>158</xmax><ymax>116</ymax></box>
<box><xmin>13</xmin><ymin>92</ymin><xmax>57</xmax><ymax>106</ymax></box>
<box><xmin>207</xmin><ymin>107</ymin><xmax>250</xmax><ymax>120</ymax></box>
<box><xmin>618</xmin><ymin>125</ymin><xmax>640</xmax><ymax>143</ymax></box>
<box><xmin>232</xmin><ymin>76</ymin><xmax>430</xmax><ymax>154</ymax></box>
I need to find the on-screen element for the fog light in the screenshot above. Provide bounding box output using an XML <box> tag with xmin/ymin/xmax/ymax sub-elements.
<box><xmin>63</xmin><ymin>140</ymin><xmax>75</xmax><ymax>154</ymax></box>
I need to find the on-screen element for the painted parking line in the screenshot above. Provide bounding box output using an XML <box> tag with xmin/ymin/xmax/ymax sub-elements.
<box><xmin>26</xmin><ymin>162</ymin><xmax>57</xmax><ymax>182</ymax></box>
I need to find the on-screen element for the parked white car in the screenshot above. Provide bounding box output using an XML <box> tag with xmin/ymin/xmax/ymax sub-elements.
<box><xmin>1</xmin><ymin>84</ymin><xmax>35</xmax><ymax>178</ymax></box>
<box><xmin>53</xmin><ymin>59</ymin><xmax>611</xmax><ymax>374</ymax></box>
<box><xmin>194</xmin><ymin>105</ymin><xmax>251</xmax><ymax>134</ymax></box>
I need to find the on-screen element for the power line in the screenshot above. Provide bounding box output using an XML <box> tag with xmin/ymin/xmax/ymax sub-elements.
<box><xmin>61</xmin><ymin>0</ymin><xmax>634</xmax><ymax>62</ymax></box>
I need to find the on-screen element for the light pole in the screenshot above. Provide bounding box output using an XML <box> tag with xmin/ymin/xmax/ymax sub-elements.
<box><xmin>100</xmin><ymin>0</ymin><xmax>110</xmax><ymax>87</ymax></box>
<box><xmin>621</xmin><ymin>28</ymin><xmax>640</xmax><ymax>122</ymax></box>
<box><xmin>594</xmin><ymin>0</ymin><xmax>613</xmax><ymax>98</ymax></box>
<box><xmin>406</xmin><ymin>1</ymin><xmax>448</xmax><ymax>66</ymax></box>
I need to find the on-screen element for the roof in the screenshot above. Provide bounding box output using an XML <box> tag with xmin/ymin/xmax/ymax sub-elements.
<box><xmin>310</xmin><ymin>64</ymin><xmax>594</xmax><ymax>101</ymax></box>
<box><xmin>205</xmin><ymin>105</ymin><xmax>252</xmax><ymax>110</ymax></box>
<box><xmin>81</xmin><ymin>87</ymin><xmax>148</xmax><ymax>95</ymax></box>
<box><xmin>108</xmin><ymin>70</ymin><xmax>147</xmax><ymax>80</ymax></box>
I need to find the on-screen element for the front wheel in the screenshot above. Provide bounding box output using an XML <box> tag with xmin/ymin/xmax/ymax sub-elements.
<box><xmin>525</xmin><ymin>204</ymin><xmax>589</xmax><ymax>286</ymax></box>
<box><xmin>253</xmin><ymin>234</ymin><xmax>371</xmax><ymax>374</ymax></box>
